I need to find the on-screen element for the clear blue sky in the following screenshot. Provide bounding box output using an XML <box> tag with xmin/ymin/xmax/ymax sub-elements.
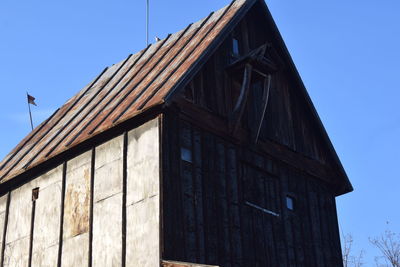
<box><xmin>0</xmin><ymin>0</ymin><xmax>399</xmax><ymax>265</ymax></box>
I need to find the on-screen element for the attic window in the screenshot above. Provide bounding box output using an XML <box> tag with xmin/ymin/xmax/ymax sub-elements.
<box><xmin>180</xmin><ymin>147</ymin><xmax>192</xmax><ymax>163</ymax></box>
<box><xmin>232</xmin><ymin>38</ymin><xmax>240</xmax><ymax>57</ymax></box>
<box><xmin>286</xmin><ymin>195</ymin><xmax>295</xmax><ymax>211</ymax></box>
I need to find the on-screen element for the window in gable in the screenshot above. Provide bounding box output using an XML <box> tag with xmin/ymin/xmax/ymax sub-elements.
<box><xmin>232</xmin><ymin>37</ymin><xmax>240</xmax><ymax>57</ymax></box>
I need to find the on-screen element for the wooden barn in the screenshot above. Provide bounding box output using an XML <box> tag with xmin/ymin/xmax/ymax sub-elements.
<box><xmin>0</xmin><ymin>0</ymin><xmax>352</xmax><ymax>266</ymax></box>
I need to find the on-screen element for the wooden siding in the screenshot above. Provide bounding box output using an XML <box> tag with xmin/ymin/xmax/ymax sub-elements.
<box><xmin>181</xmin><ymin>3</ymin><xmax>334</xmax><ymax>165</ymax></box>
<box><xmin>0</xmin><ymin>118</ymin><xmax>160</xmax><ymax>267</ymax></box>
<box><xmin>162</xmin><ymin>114</ymin><xmax>343</xmax><ymax>267</ymax></box>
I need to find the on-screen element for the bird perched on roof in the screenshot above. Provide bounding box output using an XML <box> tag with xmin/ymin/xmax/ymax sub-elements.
<box><xmin>155</xmin><ymin>36</ymin><xmax>161</xmax><ymax>41</ymax></box>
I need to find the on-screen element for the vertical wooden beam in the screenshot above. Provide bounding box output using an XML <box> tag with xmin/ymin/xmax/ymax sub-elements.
<box><xmin>229</xmin><ymin>63</ymin><xmax>253</xmax><ymax>135</ymax></box>
<box><xmin>176</xmin><ymin>117</ymin><xmax>187</xmax><ymax>260</ymax></box>
<box><xmin>254</xmin><ymin>74</ymin><xmax>271</xmax><ymax>143</ymax></box>
<box><xmin>190</xmin><ymin>126</ymin><xmax>200</xmax><ymax>262</ymax></box>
<box><xmin>240</xmin><ymin>17</ymin><xmax>250</xmax><ymax>53</ymax></box>
<box><xmin>159</xmin><ymin>115</ymin><xmax>164</xmax><ymax>261</ymax></box>
<box><xmin>28</xmin><ymin>189</ymin><xmax>38</xmax><ymax>267</ymax></box>
<box><xmin>122</xmin><ymin>132</ymin><xmax>128</xmax><ymax>267</ymax></box>
<box><xmin>180</xmin><ymin>121</ymin><xmax>196</xmax><ymax>262</ymax></box>
<box><xmin>57</xmin><ymin>162</ymin><xmax>67</xmax><ymax>267</ymax></box>
<box><xmin>196</xmin><ymin>72</ymin><xmax>204</xmax><ymax>106</ymax></box>
<box><xmin>88</xmin><ymin>148</ymin><xmax>95</xmax><ymax>267</ymax></box>
<box><xmin>214</xmin><ymin>55</ymin><xmax>225</xmax><ymax>116</ymax></box>
<box><xmin>0</xmin><ymin>193</ymin><xmax>11</xmax><ymax>267</ymax></box>
<box><xmin>193</xmin><ymin>129</ymin><xmax>205</xmax><ymax>263</ymax></box>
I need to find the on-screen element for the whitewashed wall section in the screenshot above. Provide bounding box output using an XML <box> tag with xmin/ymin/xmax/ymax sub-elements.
<box><xmin>126</xmin><ymin>118</ymin><xmax>160</xmax><ymax>267</ymax></box>
<box><xmin>4</xmin><ymin>165</ymin><xmax>63</xmax><ymax>267</ymax></box>
<box><xmin>93</xmin><ymin>136</ymin><xmax>123</xmax><ymax>266</ymax></box>
<box><xmin>0</xmin><ymin>117</ymin><xmax>160</xmax><ymax>267</ymax></box>
<box><xmin>62</xmin><ymin>150</ymin><xmax>91</xmax><ymax>266</ymax></box>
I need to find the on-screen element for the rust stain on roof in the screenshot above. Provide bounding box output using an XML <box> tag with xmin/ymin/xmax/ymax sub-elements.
<box><xmin>0</xmin><ymin>0</ymin><xmax>251</xmax><ymax>183</ymax></box>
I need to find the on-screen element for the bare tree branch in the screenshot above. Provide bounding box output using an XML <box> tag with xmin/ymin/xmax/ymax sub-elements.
<box><xmin>370</xmin><ymin>230</ymin><xmax>400</xmax><ymax>267</ymax></box>
<box><xmin>342</xmin><ymin>233</ymin><xmax>364</xmax><ymax>267</ymax></box>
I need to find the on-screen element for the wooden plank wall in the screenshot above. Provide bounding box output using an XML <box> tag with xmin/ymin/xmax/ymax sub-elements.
<box><xmin>0</xmin><ymin>118</ymin><xmax>160</xmax><ymax>267</ymax></box>
<box><xmin>181</xmin><ymin>4</ymin><xmax>333</xmax><ymax>165</ymax></box>
<box><xmin>163</xmin><ymin>115</ymin><xmax>343</xmax><ymax>267</ymax></box>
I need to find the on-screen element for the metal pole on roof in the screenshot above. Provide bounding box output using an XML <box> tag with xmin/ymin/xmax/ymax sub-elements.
<box><xmin>146</xmin><ymin>0</ymin><xmax>149</xmax><ymax>46</ymax></box>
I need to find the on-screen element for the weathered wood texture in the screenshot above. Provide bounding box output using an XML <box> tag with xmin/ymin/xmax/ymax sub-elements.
<box><xmin>3</xmin><ymin>180</ymin><xmax>36</xmax><ymax>266</ymax></box>
<box><xmin>180</xmin><ymin>3</ymin><xmax>335</xmax><ymax>167</ymax></box>
<box><xmin>0</xmin><ymin>118</ymin><xmax>160</xmax><ymax>267</ymax></box>
<box><xmin>2</xmin><ymin>165</ymin><xmax>63</xmax><ymax>267</ymax></box>
<box><xmin>163</xmin><ymin>114</ymin><xmax>343</xmax><ymax>267</ymax></box>
<box><xmin>93</xmin><ymin>136</ymin><xmax>123</xmax><ymax>267</ymax></box>
<box><xmin>31</xmin><ymin>166</ymin><xmax>63</xmax><ymax>267</ymax></box>
<box><xmin>126</xmin><ymin>118</ymin><xmax>160</xmax><ymax>267</ymax></box>
<box><xmin>62</xmin><ymin>151</ymin><xmax>91</xmax><ymax>267</ymax></box>
<box><xmin>169</xmin><ymin>9</ymin><xmax>348</xmax><ymax>265</ymax></box>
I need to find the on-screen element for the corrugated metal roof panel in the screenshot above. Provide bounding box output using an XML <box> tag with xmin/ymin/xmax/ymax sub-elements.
<box><xmin>0</xmin><ymin>0</ymin><xmax>251</xmax><ymax>183</ymax></box>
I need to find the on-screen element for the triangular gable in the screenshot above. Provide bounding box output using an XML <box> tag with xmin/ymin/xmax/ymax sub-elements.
<box><xmin>167</xmin><ymin>0</ymin><xmax>352</xmax><ymax>195</ymax></box>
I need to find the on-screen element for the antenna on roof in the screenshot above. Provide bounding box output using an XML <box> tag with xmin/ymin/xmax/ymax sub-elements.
<box><xmin>146</xmin><ymin>0</ymin><xmax>149</xmax><ymax>46</ymax></box>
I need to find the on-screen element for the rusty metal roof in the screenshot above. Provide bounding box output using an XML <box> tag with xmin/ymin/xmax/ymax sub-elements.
<box><xmin>0</xmin><ymin>0</ymin><xmax>253</xmax><ymax>183</ymax></box>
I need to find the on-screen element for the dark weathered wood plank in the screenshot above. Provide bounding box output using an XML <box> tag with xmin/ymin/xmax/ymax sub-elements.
<box><xmin>226</xmin><ymin>147</ymin><xmax>242</xmax><ymax>267</ymax></box>
<box><xmin>202</xmin><ymin>133</ymin><xmax>218</xmax><ymax>265</ymax></box>
<box><xmin>57</xmin><ymin>162</ymin><xmax>67</xmax><ymax>267</ymax></box>
<box><xmin>216</xmin><ymin>141</ymin><xmax>231</xmax><ymax>267</ymax></box>
<box><xmin>308</xmin><ymin>181</ymin><xmax>325</xmax><ymax>267</ymax></box>
<box><xmin>193</xmin><ymin>129</ymin><xmax>205</xmax><ymax>263</ymax></box>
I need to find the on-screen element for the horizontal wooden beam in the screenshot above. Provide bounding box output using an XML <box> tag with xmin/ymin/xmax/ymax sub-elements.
<box><xmin>174</xmin><ymin>99</ymin><xmax>339</xmax><ymax>185</ymax></box>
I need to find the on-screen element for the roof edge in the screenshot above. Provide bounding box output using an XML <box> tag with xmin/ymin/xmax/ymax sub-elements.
<box><xmin>257</xmin><ymin>0</ymin><xmax>353</xmax><ymax>195</ymax></box>
<box><xmin>165</xmin><ymin>0</ymin><xmax>352</xmax><ymax>195</ymax></box>
<box><xmin>0</xmin><ymin>104</ymin><xmax>163</xmax><ymax>194</ymax></box>
<box><xmin>164</xmin><ymin>0</ymin><xmax>258</xmax><ymax>104</ymax></box>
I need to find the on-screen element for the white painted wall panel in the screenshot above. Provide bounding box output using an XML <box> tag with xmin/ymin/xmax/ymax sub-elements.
<box><xmin>94</xmin><ymin>136</ymin><xmax>123</xmax><ymax>202</ymax></box>
<box><xmin>31</xmin><ymin>165</ymin><xmax>63</xmax><ymax>267</ymax></box>
<box><xmin>1</xmin><ymin>117</ymin><xmax>161</xmax><ymax>266</ymax></box>
<box><xmin>126</xmin><ymin>195</ymin><xmax>159</xmax><ymax>266</ymax></box>
<box><xmin>3</xmin><ymin>236</ymin><xmax>30</xmax><ymax>267</ymax></box>
<box><xmin>62</xmin><ymin>151</ymin><xmax>91</xmax><ymax>267</ymax></box>
<box><xmin>62</xmin><ymin>233</ymin><xmax>89</xmax><ymax>267</ymax></box>
<box><xmin>92</xmin><ymin>194</ymin><xmax>122</xmax><ymax>267</ymax></box>
<box><xmin>3</xmin><ymin>178</ymin><xmax>37</xmax><ymax>267</ymax></box>
<box><xmin>93</xmin><ymin>136</ymin><xmax>123</xmax><ymax>267</ymax></box>
<box><xmin>126</xmin><ymin>118</ymin><xmax>160</xmax><ymax>267</ymax></box>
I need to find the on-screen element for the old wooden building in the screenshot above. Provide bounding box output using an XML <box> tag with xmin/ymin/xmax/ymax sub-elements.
<box><xmin>0</xmin><ymin>0</ymin><xmax>352</xmax><ymax>266</ymax></box>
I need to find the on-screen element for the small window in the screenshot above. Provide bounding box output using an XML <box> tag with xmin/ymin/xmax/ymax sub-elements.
<box><xmin>180</xmin><ymin>147</ymin><xmax>192</xmax><ymax>163</ymax></box>
<box><xmin>286</xmin><ymin>195</ymin><xmax>295</xmax><ymax>211</ymax></box>
<box><xmin>232</xmin><ymin>38</ymin><xmax>240</xmax><ymax>57</ymax></box>
<box><xmin>32</xmin><ymin>187</ymin><xmax>40</xmax><ymax>201</ymax></box>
